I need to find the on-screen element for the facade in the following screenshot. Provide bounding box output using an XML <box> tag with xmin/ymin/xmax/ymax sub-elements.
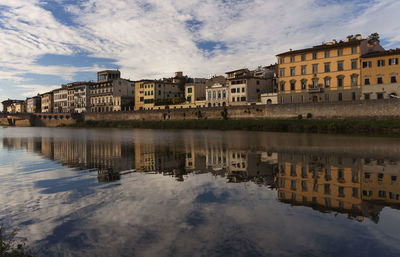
<box><xmin>67</xmin><ymin>82</ymin><xmax>93</xmax><ymax>113</ymax></box>
<box><xmin>41</xmin><ymin>92</ymin><xmax>53</xmax><ymax>113</ymax></box>
<box><xmin>225</xmin><ymin>68</ymin><xmax>269</xmax><ymax>106</ymax></box>
<box><xmin>184</xmin><ymin>78</ymin><xmax>207</xmax><ymax>105</ymax></box>
<box><xmin>90</xmin><ymin>70</ymin><xmax>135</xmax><ymax>112</ymax></box>
<box><xmin>53</xmin><ymin>87</ymin><xmax>69</xmax><ymax>113</ymax></box>
<box><xmin>277</xmin><ymin>35</ymin><xmax>385</xmax><ymax>104</ymax></box>
<box><xmin>205</xmin><ymin>82</ymin><xmax>229</xmax><ymax>107</ymax></box>
<box><xmin>6</xmin><ymin>100</ymin><xmax>26</xmax><ymax>113</ymax></box>
<box><xmin>134</xmin><ymin>77</ymin><xmax>185</xmax><ymax>111</ymax></box>
<box><xmin>26</xmin><ymin>96</ymin><xmax>41</xmax><ymax>113</ymax></box>
<box><xmin>360</xmin><ymin>49</ymin><xmax>400</xmax><ymax>100</ymax></box>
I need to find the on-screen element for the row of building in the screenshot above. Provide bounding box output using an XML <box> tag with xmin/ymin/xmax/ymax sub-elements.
<box><xmin>2</xmin><ymin>33</ymin><xmax>400</xmax><ymax>113</ymax></box>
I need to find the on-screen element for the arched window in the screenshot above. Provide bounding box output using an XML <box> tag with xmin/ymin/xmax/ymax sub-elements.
<box><xmin>301</xmin><ymin>79</ymin><xmax>307</xmax><ymax>90</ymax></box>
<box><xmin>337</xmin><ymin>75</ymin><xmax>345</xmax><ymax>87</ymax></box>
<box><xmin>280</xmin><ymin>81</ymin><xmax>285</xmax><ymax>92</ymax></box>
<box><xmin>290</xmin><ymin>80</ymin><xmax>296</xmax><ymax>91</ymax></box>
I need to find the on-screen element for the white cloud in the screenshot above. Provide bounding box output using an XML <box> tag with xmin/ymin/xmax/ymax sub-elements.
<box><xmin>0</xmin><ymin>0</ymin><xmax>399</xmax><ymax>100</ymax></box>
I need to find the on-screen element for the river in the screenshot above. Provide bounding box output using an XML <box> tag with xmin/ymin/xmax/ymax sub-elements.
<box><xmin>0</xmin><ymin>127</ymin><xmax>399</xmax><ymax>257</ymax></box>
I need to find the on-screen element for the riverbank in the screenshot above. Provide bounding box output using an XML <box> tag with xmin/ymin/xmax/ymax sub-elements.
<box><xmin>67</xmin><ymin>119</ymin><xmax>400</xmax><ymax>136</ymax></box>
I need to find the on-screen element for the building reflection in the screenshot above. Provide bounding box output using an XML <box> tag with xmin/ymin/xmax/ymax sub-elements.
<box><xmin>2</xmin><ymin>132</ymin><xmax>400</xmax><ymax>223</ymax></box>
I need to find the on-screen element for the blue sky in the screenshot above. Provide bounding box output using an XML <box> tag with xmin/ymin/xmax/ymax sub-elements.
<box><xmin>1</xmin><ymin>0</ymin><xmax>400</xmax><ymax>107</ymax></box>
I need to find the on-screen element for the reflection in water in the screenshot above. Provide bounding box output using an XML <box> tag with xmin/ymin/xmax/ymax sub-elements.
<box><xmin>1</xmin><ymin>128</ymin><xmax>400</xmax><ymax>256</ymax></box>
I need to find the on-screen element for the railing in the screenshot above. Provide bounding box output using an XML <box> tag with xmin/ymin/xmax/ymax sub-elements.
<box><xmin>308</xmin><ymin>84</ymin><xmax>324</xmax><ymax>93</ymax></box>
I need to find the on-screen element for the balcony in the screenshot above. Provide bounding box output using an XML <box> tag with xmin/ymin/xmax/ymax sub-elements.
<box><xmin>308</xmin><ymin>84</ymin><xmax>324</xmax><ymax>93</ymax></box>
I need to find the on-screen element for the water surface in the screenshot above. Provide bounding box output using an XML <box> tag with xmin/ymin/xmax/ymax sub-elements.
<box><xmin>0</xmin><ymin>127</ymin><xmax>399</xmax><ymax>257</ymax></box>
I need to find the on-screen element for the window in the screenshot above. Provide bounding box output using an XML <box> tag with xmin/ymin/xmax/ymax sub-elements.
<box><xmin>338</xmin><ymin>187</ymin><xmax>345</xmax><ymax>197</ymax></box>
<box><xmin>324</xmin><ymin>62</ymin><xmax>330</xmax><ymax>72</ymax></box>
<box><xmin>391</xmin><ymin>75</ymin><xmax>397</xmax><ymax>83</ymax></box>
<box><xmin>312</xmin><ymin>78</ymin><xmax>318</xmax><ymax>88</ymax></box>
<box><xmin>377</xmin><ymin>59</ymin><xmax>385</xmax><ymax>67</ymax></box>
<box><xmin>363</xmin><ymin>61</ymin><xmax>372</xmax><ymax>68</ymax></box>
<box><xmin>302</xmin><ymin>181</ymin><xmax>307</xmax><ymax>192</ymax></box>
<box><xmin>280</xmin><ymin>82</ymin><xmax>285</xmax><ymax>92</ymax></box>
<box><xmin>280</xmin><ymin>57</ymin><xmax>285</xmax><ymax>64</ymax></box>
<box><xmin>213</xmin><ymin>91</ymin><xmax>216</xmax><ymax>99</ymax></box>
<box><xmin>337</xmin><ymin>76</ymin><xmax>344</xmax><ymax>87</ymax></box>
<box><xmin>389</xmin><ymin>58</ymin><xmax>399</xmax><ymax>65</ymax></box>
<box><xmin>231</xmin><ymin>88</ymin><xmax>236</xmax><ymax>93</ymax></box>
<box><xmin>364</xmin><ymin>77</ymin><xmax>370</xmax><ymax>85</ymax></box>
<box><xmin>337</xmin><ymin>48</ymin><xmax>343</xmax><ymax>56</ymax></box>
<box><xmin>324</xmin><ymin>77</ymin><xmax>330</xmax><ymax>88</ymax></box>
<box><xmin>290</xmin><ymin>81</ymin><xmax>295</xmax><ymax>91</ymax></box>
<box><xmin>301</xmin><ymin>65</ymin><xmax>306</xmax><ymax>75</ymax></box>
<box><xmin>324</xmin><ymin>184</ymin><xmax>331</xmax><ymax>194</ymax></box>
<box><xmin>290</xmin><ymin>56</ymin><xmax>295</xmax><ymax>62</ymax></box>
<box><xmin>312</xmin><ymin>64</ymin><xmax>318</xmax><ymax>74</ymax></box>
<box><xmin>218</xmin><ymin>90</ymin><xmax>221</xmax><ymax>98</ymax></box>
<box><xmin>187</xmin><ymin>88</ymin><xmax>192</xmax><ymax>93</ymax></box>
<box><xmin>377</xmin><ymin>93</ymin><xmax>383</xmax><ymax>99</ymax></box>
<box><xmin>242</xmin><ymin>87</ymin><xmax>245</xmax><ymax>92</ymax></box>
<box><xmin>338</xmin><ymin>93</ymin><xmax>343</xmax><ymax>101</ymax></box>
<box><xmin>241</xmin><ymin>96</ymin><xmax>246</xmax><ymax>101</ymax></box>
<box><xmin>377</xmin><ymin>77</ymin><xmax>383</xmax><ymax>84</ymax></box>
<box><xmin>351</xmin><ymin>47</ymin><xmax>357</xmax><ymax>54</ymax></box>
<box><xmin>364</xmin><ymin>93</ymin><xmax>370</xmax><ymax>100</ymax></box>
<box><xmin>312</xmin><ymin>52</ymin><xmax>317</xmax><ymax>60</ymax></box>
<box><xmin>351</xmin><ymin>74</ymin><xmax>358</xmax><ymax>86</ymax></box>
<box><xmin>325</xmin><ymin>50</ymin><xmax>330</xmax><ymax>58</ymax></box>
<box><xmin>337</xmin><ymin>61</ymin><xmax>344</xmax><ymax>71</ymax></box>
<box><xmin>301</xmin><ymin>80</ymin><xmax>307</xmax><ymax>90</ymax></box>
<box><xmin>351</xmin><ymin>59</ymin><xmax>358</xmax><ymax>70</ymax></box>
<box><xmin>301</xmin><ymin>54</ymin><xmax>306</xmax><ymax>61</ymax></box>
<box><xmin>352</xmin><ymin>92</ymin><xmax>356</xmax><ymax>100</ymax></box>
<box><xmin>280</xmin><ymin>68</ymin><xmax>285</xmax><ymax>77</ymax></box>
<box><xmin>290</xmin><ymin>67</ymin><xmax>295</xmax><ymax>76</ymax></box>
<box><xmin>222</xmin><ymin>90</ymin><xmax>226</xmax><ymax>98</ymax></box>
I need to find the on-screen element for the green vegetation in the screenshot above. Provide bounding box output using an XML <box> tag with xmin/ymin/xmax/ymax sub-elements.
<box><xmin>70</xmin><ymin>119</ymin><xmax>400</xmax><ymax>136</ymax></box>
<box><xmin>0</xmin><ymin>226</ymin><xmax>34</xmax><ymax>257</ymax></box>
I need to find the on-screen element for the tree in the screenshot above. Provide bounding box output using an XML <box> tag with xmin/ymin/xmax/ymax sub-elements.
<box><xmin>368</xmin><ymin>32</ymin><xmax>380</xmax><ymax>43</ymax></box>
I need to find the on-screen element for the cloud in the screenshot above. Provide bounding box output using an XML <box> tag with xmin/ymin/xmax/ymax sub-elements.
<box><xmin>0</xmin><ymin>0</ymin><xmax>399</xmax><ymax>101</ymax></box>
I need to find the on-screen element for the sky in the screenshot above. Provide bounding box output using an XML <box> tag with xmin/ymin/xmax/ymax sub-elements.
<box><xmin>0</xmin><ymin>0</ymin><xmax>400</xmax><ymax>107</ymax></box>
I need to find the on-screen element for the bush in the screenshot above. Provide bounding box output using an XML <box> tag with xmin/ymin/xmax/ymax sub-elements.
<box><xmin>0</xmin><ymin>226</ymin><xmax>34</xmax><ymax>257</ymax></box>
<box><xmin>306</xmin><ymin>113</ymin><xmax>312</xmax><ymax>119</ymax></box>
<box><xmin>297</xmin><ymin>114</ymin><xmax>303</xmax><ymax>120</ymax></box>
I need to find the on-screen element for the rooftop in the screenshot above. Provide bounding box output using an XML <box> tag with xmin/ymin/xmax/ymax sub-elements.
<box><xmin>361</xmin><ymin>49</ymin><xmax>400</xmax><ymax>58</ymax></box>
<box><xmin>277</xmin><ymin>39</ymin><xmax>364</xmax><ymax>57</ymax></box>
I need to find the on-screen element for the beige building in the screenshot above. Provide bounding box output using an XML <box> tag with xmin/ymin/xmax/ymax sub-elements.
<box><xmin>67</xmin><ymin>82</ymin><xmax>93</xmax><ymax>113</ymax></box>
<box><xmin>277</xmin><ymin>34</ymin><xmax>384</xmax><ymax>103</ymax></box>
<box><xmin>226</xmin><ymin>68</ymin><xmax>269</xmax><ymax>106</ymax></box>
<box><xmin>360</xmin><ymin>49</ymin><xmax>400</xmax><ymax>100</ymax></box>
<box><xmin>41</xmin><ymin>92</ymin><xmax>53</xmax><ymax>113</ymax></box>
<box><xmin>90</xmin><ymin>70</ymin><xmax>135</xmax><ymax>112</ymax></box>
<box><xmin>53</xmin><ymin>87</ymin><xmax>69</xmax><ymax>113</ymax></box>
<box><xmin>26</xmin><ymin>96</ymin><xmax>41</xmax><ymax>113</ymax></box>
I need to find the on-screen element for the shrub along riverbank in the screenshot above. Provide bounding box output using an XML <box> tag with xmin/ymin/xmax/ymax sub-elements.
<box><xmin>68</xmin><ymin>119</ymin><xmax>400</xmax><ymax>136</ymax></box>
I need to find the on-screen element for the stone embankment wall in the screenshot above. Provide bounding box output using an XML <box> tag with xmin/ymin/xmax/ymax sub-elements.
<box><xmin>85</xmin><ymin>99</ymin><xmax>400</xmax><ymax>121</ymax></box>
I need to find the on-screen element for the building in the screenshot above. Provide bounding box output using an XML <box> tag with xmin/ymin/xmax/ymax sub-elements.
<box><xmin>90</xmin><ymin>70</ymin><xmax>135</xmax><ymax>112</ymax></box>
<box><xmin>41</xmin><ymin>92</ymin><xmax>53</xmax><ymax>113</ymax></box>
<box><xmin>134</xmin><ymin>73</ymin><xmax>185</xmax><ymax>111</ymax></box>
<box><xmin>184</xmin><ymin>78</ymin><xmax>207</xmax><ymax>105</ymax></box>
<box><xmin>53</xmin><ymin>87</ymin><xmax>69</xmax><ymax>113</ymax></box>
<box><xmin>276</xmin><ymin>34</ymin><xmax>385</xmax><ymax>104</ymax></box>
<box><xmin>26</xmin><ymin>95</ymin><xmax>41</xmax><ymax>113</ymax></box>
<box><xmin>6</xmin><ymin>100</ymin><xmax>26</xmax><ymax>113</ymax></box>
<box><xmin>2</xmin><ymin>99</ymin><xmax>24</xmax><ymax>113</ymax></box>
<box><xmin>225</xmin><ymin>68</ymin><xmax>269</xmax><ymax>106</ymax></box>
<box><xmin>205</xmin><ymin>82</ymin><xmax>229</xmax><ymax>107</ymax></box>
<box><xmin>66</xmin><ymin>82</ymin><xmax>93</xmax><ymax>113</ymax></box>
<box><xmin>360</xmin><ymin>49</ymin><xmax>400</xmax><ymax>100</ymax></box>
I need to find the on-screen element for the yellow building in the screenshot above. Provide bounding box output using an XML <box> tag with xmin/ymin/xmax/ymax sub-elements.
<box><xmin>276</xmin><ymin>34</ymin><xmax>384</xmax><ymax>103</ymax></box>
<box><xmin>41</xmin><ymin>92</ymin><xmax>53</xmax><ymax>113</ymax></box>
<box><xmin>360</xmin><ymin>49</ymin><xmax>400</xmax><ymax>100</ymax></box>
<box><xmin>134</xmin><ymin>80</ymin><xmax>184</xmax><ymax>111</ymax></box>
